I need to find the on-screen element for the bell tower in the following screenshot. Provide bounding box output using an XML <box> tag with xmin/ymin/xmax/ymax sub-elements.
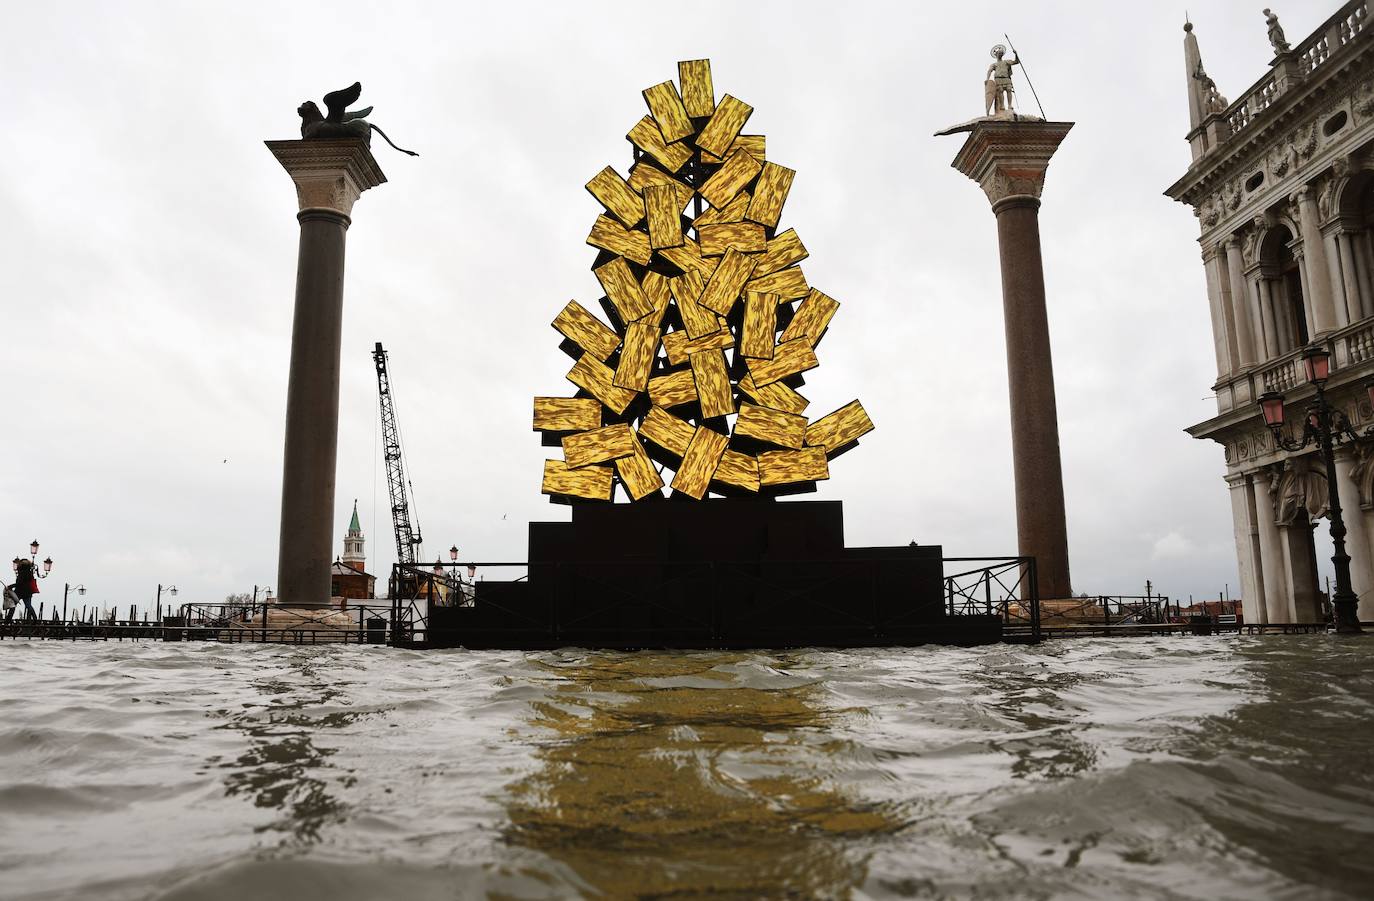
<box><xmin>341</xmin><ymin>499</ymin><xmax>366</xmax><ymax>569</ymax></box>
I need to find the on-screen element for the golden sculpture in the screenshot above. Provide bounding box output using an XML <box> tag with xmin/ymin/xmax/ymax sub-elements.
<box><xmin>534</xmin><ymin>59</ymin><xmax>873</xmax><ymax>502</ymax></box>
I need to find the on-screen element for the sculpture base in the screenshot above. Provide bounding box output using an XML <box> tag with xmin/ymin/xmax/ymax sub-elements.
<box><xmin>426</xmin><ymin>499</ymin><xmax>1000</xmax><ymax>650</ymax></box>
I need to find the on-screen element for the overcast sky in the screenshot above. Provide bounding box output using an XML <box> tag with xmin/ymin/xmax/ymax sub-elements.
<box><xmin>1</xmin><ymin>1</ymin><xmax>1336</xmax><ymax>610</ymax></box>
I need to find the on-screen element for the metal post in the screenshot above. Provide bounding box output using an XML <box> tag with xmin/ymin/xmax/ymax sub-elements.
<box><xmin>1315</xmin><ymin>384</ymin><xmax>1364</xmax><ymax>633</ymax></box>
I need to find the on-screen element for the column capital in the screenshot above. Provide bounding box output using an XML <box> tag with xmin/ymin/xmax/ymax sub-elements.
<box><xmin>941</xmin><ymin>118</ymin><xmax>1074</xmax><ymax>209</ymax></box>
<box><xmin>266</xmin><ymin>139</ymin><xmax>387</xmax><ymax>218</ymax></box>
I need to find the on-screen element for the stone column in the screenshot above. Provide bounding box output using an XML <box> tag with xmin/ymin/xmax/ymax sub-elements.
<box><xmin>1203</xmin><ymin>246</ymin><xmax>1234</xmax><ymax>377</ymax></box>
<box><xmin>266</xmin><ymin>139</ymin><xmax>386</xmax><ymax>607</ymax></box>
<box><xmin>1224</xmin><ymin>240</ymin><xmax>1258</xmax><ymax>368</ymax></box>
<box><xmin>1279</xmin><ymin>520</ymin><xmax>1320</xmax><ymax>623</ymax></box>
<box><xmin>1255</xmin><ymin>278</ymin><xmax>1279</xmax><ymax>359</ymax></box>
<box><xmin>946</xmin><ymin>119</ymin><xmax>1074</xmax><ymax>600</ymax></box>
<box><xmin>1226</xmin><ymin>474</ymin><xmax>1265</xmax><ymax>624</ymax></box>
<box><xmin>1292</xmin><ymin>187</ymin><xmax>1338</xmax><ymax>336</ymax></box>
<box><xmin>1252</xmin><ymin>472</ymin><xmax>1290</xmax><ymax>623</ymax></box>
<box><xmin>1322</xmin><ymin>228</ymin><xmax>1352</xmax><ymax>326</ymax></box>
<box><xmin>1334</xmin><ymin>448</ymin><xmax>1374</xmax><ymax>621</ymax></box>
<box><xmin>1357</xmin><ymin>232</ymin><xmax>1374</xmax><ymax>319</ymax></box>
<box><xmin>1337</xmin><ymin>233</ymin><xmax>1368</xmax><ymax>321</ymax></box>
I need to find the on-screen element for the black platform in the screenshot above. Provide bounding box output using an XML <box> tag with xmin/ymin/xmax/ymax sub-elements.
<box><xmin>426</xmin><ymin>498</ymin><xmax>1000</xmax><ymax>649</ymax></box>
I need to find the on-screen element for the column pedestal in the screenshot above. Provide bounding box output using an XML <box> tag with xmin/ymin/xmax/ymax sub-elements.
<box><xmin>943</xmin><ymin>118</ymin><xmax>1074</xmax><ymax>600</ymax></box>
<box><xmin>266</xmin><ymin>139</ymin><xmax>386</xmax><ymax>608</ymax></box>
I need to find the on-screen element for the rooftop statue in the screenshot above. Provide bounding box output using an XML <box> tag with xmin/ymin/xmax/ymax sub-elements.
<box><xmin>298</xmin><ymin>82</ymin><xmax>418</xmax><ymax>156</ymax></box>
<box><xmin>985</xmin><ymin>44</ymin><xmax>1019</xmax><ymax>116</ymax></box>
<box><xmin>1264</xmin><ymin>8</ymin><xmax>1291</xmax><ymax>54</ymax></box>
<box><xmin>1193</xmin><ymin>60</ymin><xmax>1229</xmax><ymax>115</ymax></box>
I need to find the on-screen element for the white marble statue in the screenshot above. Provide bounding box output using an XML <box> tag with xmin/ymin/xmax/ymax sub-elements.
<box><xmin>985</xmin><ymin>44</ymin><xmax>1019</xmax><ymax>116</ymax></box>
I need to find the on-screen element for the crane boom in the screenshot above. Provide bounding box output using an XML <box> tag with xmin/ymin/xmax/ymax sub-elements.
<box><xmin>373</xmin><ymin>342</ymin><xmax>422</xmax><ymax>568</ymax></box>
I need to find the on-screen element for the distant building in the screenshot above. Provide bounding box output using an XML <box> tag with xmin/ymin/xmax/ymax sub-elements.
<box><xmin>1166</xmin><ymin>3</ymin><xmax>1374</xmax><ymax>625</ymax></box>
<box><xmin>331</xmin><ymin>500</ymin><xmax>376</xmax><ymax>601</ymax></box>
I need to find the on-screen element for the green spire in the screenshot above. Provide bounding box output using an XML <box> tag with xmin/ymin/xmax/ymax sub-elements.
<box><xmin>348</xmin><ymin>499</ymin><xmax>361</xmax><ymax>534</ymax></box>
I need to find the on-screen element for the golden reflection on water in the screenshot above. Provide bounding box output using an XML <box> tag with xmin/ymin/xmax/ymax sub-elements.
<box><xmin>503</xmin><ymin>652</ymin><xmax>898</xmax><ymax>898</ymax></box>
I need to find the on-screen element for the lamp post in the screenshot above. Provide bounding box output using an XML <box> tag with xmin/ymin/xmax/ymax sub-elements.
<box><xmin>1256</xmin><ymin>344</ymin><xmax>1365</xmax><ymax>634</ymax></box>
<box><xmin>12</xmin><ymin>542</ymin><xmax>53</xmax><ymax>621</ymax></box>
<box><xmin>63</xmin><ymin>583</ymin><xmax>86</xmax><ymax>622</ymax></box>
<box><xmin>156</xmin><ymin>583</ymin><xmax>178</xmax><ymax>619</ymax></box>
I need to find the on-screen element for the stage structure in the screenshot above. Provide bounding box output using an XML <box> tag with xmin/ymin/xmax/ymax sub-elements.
<box><xmin>419</xmin><ymin>59</ymin><xmax>1016</xmax><ymax>650</ymax></box>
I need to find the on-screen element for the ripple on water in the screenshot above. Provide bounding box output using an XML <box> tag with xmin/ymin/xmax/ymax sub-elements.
<box><xmin>0</xmin><ymin>636</ymin><xmax>1371</xmax><ymax>899</ymax></box>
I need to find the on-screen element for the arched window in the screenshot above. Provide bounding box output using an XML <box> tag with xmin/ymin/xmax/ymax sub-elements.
<box><xmin>1260</xmin><ymin>225</ymin><xmax>1309</xmax><ymax>354</ymax></box>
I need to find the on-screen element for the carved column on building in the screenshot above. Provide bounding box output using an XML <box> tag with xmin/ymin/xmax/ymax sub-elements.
<box><xmin>1252</xmin><ymin>468</ymin><xmax>1291</xmax><ymax>624</ymax></box>
<box><xmin>1226</xmin><ymin>473</ymin><xmax>1266</xmax><ymax>624</ymax></box>
<box><xmin>266</xmin><ymin>139</ymin><xmax>386</xmax><ymax>607</ymax></box>
<box><xmin>1203</xmin><ymin>244</ymin><xmax>1235</xmax><ymax>377</ymax></box>
<box><xmin>1333</xmin><ymin>446</ymin><xmax>1374</xmax><ymax>620</ymax></box>
<box><xmin>1223</xmin><ymin>239</ymin><xmax>1258</xmax><ymax>368</ymax></box>
<box><xmin>945</xmin><ymin>118</ymin><xmax>1075</xmax><ymax>600</ymax></box>
<box><xmin>1253</xmin><ymin>275</ymin><xmax>1279</xmax><ymax>359</ymax></box>
<box><xmin>1277</xmin><ymin>518</ymin><xmax>1320</xmax><ymax>623</ymax></box>
<box><xmin>1336</xmin><ymin>229</ymin><xmax>1369</xmax><ymax>322</ymax></box>
<box><xmin>1292</xmin><ymin>186</ymin><xmax>1338</xmax><ymax>336</ymax></box>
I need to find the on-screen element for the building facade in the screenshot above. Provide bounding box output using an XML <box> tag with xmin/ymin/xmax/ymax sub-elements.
<box><xmin>1167</xmin><ymin>3</ymin><xmax>1374</xmax><ymax>624</ymax></box>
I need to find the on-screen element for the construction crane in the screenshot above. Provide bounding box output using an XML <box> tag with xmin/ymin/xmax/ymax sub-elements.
<box><xmin>373</xmin><ymin>342</ymin><xmax>423</xmax><ymax>581</ymax></box>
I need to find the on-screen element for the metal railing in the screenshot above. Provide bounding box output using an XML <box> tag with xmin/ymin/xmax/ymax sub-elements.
<box><xmin>943</xmin><ymin>557</ymin><xmax>1040</xmax><ymax>643</ymax></box>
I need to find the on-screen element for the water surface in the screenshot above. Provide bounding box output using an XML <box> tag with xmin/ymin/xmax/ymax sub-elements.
<box><xmin>0</xmin><ymin>636</ymin><xmax>1371</xmax><ymax>899</ymax></box>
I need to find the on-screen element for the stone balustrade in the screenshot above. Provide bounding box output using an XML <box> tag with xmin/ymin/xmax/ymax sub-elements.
<box><xmin>1221</xmin><ymin>1</ymin><xmax>1368</xmax><ymax>139</ymax></box>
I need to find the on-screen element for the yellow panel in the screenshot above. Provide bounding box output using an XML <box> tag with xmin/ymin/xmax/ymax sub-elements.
<box><xmin>678</xmin><ymin>59</ymin><xmax>715</xmax><ymax>118</ymax></box>
<box><xmin>745</xmin><ymin>265</ymin><xmax>808</xmax><ymax>299</ymax></box>
<box><xmin>671</xmin><ymin>427</ymin><xmax>729</xmax><ymax>499</ymax></box>
<box><xmin>754</xmin><ymin>228</ymin><xmax>808</xmax><ymax>276</ymax></box>
<box><xmin>567</xmin><ymin>353</ymin><xmax>638</xmax><ymax>415</ymax></box>
<box><xmin>702</xmin><ymin>134</ymin><xmax>765</xmax><ymax>165</ymax></box>
<box><xmin>542</xmin><ymin>459</ymin><xmax>614</xmax><ymax>501</ymax></box>
<box><xmin>699</xmin><ymin>148</ymin><xmax>763</xmax><ymax>208</ymax></box>
<box><xmin>690</xmin><ymin>349</ymin><xmax>734</xmax><ymax>419</ymax></box>
<box><xmin>692</xmin><ymin>192</ymin><xmax>750</xmax><ymax>229</ymax></box>
<box><xmin>641</xmin><ymin>271</ymin><xmax>673</xmax><ymax>327</ymax></box>
<box><xmin>746</xmin><ymin>338</ymin><xmax>818</xmax><ymax>387</ymax></box>
<box><xmin>615</xmin><ymin>439</ymin><xmax>664</xmax><ymax>501</ymax></box>
<box><xmin>593</xmin><ymin>257</ymin><xmax>653</xmax><ymax>324</ymax></box>
<box><xmin>746</xmin><ymin>162</ymin><xmax>796</xmax><ymax>228</ymax></box>
<box><xmin>647</xmin><ymin>367</ymin><xmax>697</xmax><ymax>408</ymax></box>
<box><xmin>758</xmin><ymin>447</ymin><xmax>829</xmax><ymax>486</ymax></box>
<box><xmin>643</xmin><ymin>183</ymin><xmax>684</xmax><ymax>250</ymax></box>
<box><xmin>563</xmin><ymin>423</ymin><xmax>638</xmax><ymax>469</ymax></box>
<box><xmin>533</xmin><ymin>397</ymin><xmax>601</xmax><ymax>432</ymax></box>
<box><xmin>585</xmin><ymin>166</ymin><xmax>644</xmax><ymax>228</ymax></box>
<box><xmin>670</xmin><ymin>270</ymin><xmax>717</xmax><ymax>339</ymax></box>
<box><xmin>640</xmin><ymin>404</ymin><xmax>694</xmax><ymax>455</ymax></box>
<box><xmin>662</xmin><ymin>324</ymin><xmax>733</xmax><ymax>366</ymax></box>
<box><xmin>614</xmin><ymin>319</ymin><xmax>661</xmax><ymax>391</ymax></box>
<box><xmin>587</xmin><ymin>214</ymin><xmax>652</xmax><ymax>266</ymax></box>
<box><xmin>627</xmin><ymin>116</ymin><xmax>693</xmax><ymax>173</ymax></box>
<box><xmin>698</xmin><ymin>248</ymin><xmax>756</xmax><ymax>316</ymax></box>
<box><xmin>553</xmin><ymin>300</ymin><xmax>620</xmax><ymax>361</ymax></box>
<box><xmin>712</xmin><ymin>449</ymin><xmax>760</xmax><ymax>492</ymax></box>
<box><xmin>741</xmin><ymin>291</ymin><xmax>779</xmax><ymax>359</ymax></box>
<box><xmin>780</xmin><ymin>288</ymin><xmax>840</xmax><ymax>347</ymax></box>
<box><xmin>642</xmin><ymin>81</ymin><xmax>694</xmax><ymax>143</ymax></box>
<box><xmin>627</xmin><ymin>162</ymin><xmax>694</xmax><ymax>210</ymax></box>
<box><xmin>805</xmin><ymin>400</ymin><xmax>875</xmax><ymax>455</ymax></box>
<box><xmin>698</xmin><ymin>221</ymin><xmax>767</xmax><ymax>256</ymax></box>
<box><xmin>658</xmin><ymin>237</ymin><xmax>719</xmax><ymax>279</ymax></box>
<box><xmin>738</xmin><ymin>373</ymin><xmax>810</xmax><ymax>415</ymax></box>
<box><xmin>695</xmin><ymin>95</ymin><xmax>753</xmax><ymax>158</ymax></box>
<box><xmin>734</xmin><ymin>403</ymin><xmax>807</xmax><ymax>449</ymax></box>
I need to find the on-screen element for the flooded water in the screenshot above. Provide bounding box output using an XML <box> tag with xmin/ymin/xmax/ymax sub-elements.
<box><xmin>0</xmin><ymin>636</ymin><xmax>1371</xmax><ymax>900</ymax></box>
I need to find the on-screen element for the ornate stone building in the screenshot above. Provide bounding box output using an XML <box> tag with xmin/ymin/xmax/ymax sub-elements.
<box><xmin>1167</xmin><ymin>3</ymin><xmax>1374</xmax><ymax>623</ymax></box>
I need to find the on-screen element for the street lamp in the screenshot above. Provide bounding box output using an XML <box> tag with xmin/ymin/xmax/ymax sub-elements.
<box><xmin>449</xmin><ymin>544</ymin><xmax>459</xmax><ymax>562</ymax></box>
<box><xmin>1256</xmin><ymin>343</ymin><xmax>1364</xmax><ymax>633</ymax></box>
<box><xmin>63</xmin><ymin>583</ymin><xmax>86</xmax><ymax>622</ymax></box>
